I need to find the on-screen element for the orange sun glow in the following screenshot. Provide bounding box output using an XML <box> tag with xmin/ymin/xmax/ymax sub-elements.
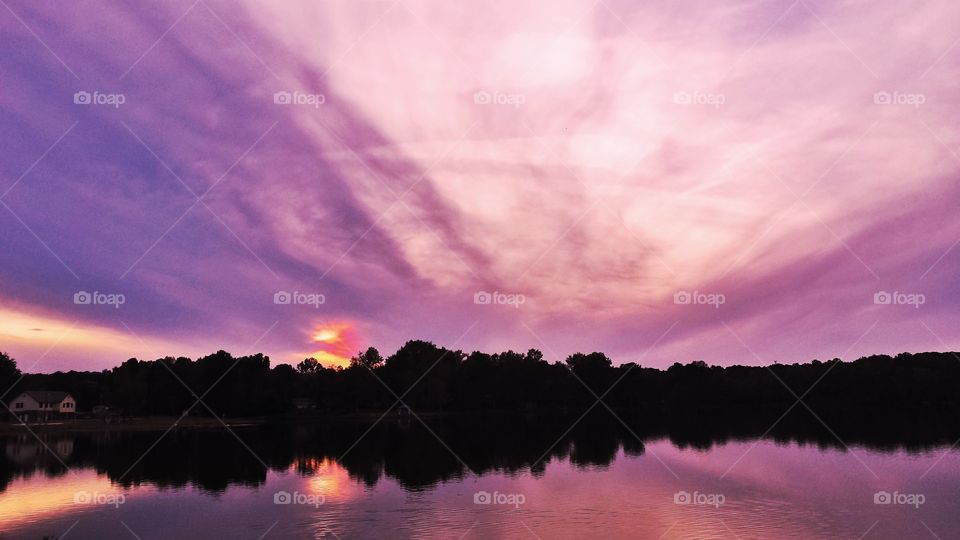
<box><xmin>304</xmin><ymin>322</ymin><xmax>358</xmax><ymax>369</ymax></box>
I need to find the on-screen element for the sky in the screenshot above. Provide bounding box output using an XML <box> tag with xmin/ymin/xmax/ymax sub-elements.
<box><xmin>1</xmin><ymin>0</ymin><xmax>959</xmax><ymax>372</ymax></box>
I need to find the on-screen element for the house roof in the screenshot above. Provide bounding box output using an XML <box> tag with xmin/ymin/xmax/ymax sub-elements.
<box><xmin>19</xmin><ymin>391</ymin><xmax>72</xmax><ymax>404</ymax></box>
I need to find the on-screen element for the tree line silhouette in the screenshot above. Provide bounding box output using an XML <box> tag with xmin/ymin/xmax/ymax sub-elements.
<box><xmin>3</xmin><ymin>344</ymin><xmax>960</xmax><ymax>428</ymax></box>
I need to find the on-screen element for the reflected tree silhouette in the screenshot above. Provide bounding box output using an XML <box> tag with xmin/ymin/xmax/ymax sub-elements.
<box><xmin>1</xmin><ymin>407</ymin><xmax>958</xmax><ymax>495</ymax></box>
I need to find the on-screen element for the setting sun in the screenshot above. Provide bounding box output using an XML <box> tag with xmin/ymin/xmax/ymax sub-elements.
<box><xmin>304</xmin><ymin>322</ymin><xmax>359</xmax><ymax>369</ymax></box>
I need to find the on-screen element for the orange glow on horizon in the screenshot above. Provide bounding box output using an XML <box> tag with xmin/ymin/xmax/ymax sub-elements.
<box><xmin>302</xmin><ymin>322</ymin><xmax>360</xmax><ymax>369</ymax></box>
<box><xmin>0</xmin><ymin>307</ymin><xmax>201</xmax><ymax>370</ymax></box>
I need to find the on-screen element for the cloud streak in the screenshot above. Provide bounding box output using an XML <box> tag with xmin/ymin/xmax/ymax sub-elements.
<box><xmin>1</xmin><ymin>0</ymin><xmax>959</xmax><ymax>370</ymax></box>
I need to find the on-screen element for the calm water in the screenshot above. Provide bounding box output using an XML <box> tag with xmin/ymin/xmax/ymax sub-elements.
<box><xmin>0</xmin><ymin>415</ymin><xmax>957</xmax><ymax>539</ymax></box>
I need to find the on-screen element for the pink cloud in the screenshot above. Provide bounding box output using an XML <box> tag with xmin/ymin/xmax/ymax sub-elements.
<box><xmin>1</xmin><ymin>0</ymin><xmax>958</xmax><ymax>370</ymax></box>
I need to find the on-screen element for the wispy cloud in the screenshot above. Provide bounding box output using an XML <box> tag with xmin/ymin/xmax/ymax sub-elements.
<box><xmin>1</xmin><ymin>0</ymin><xmax>958</xmax><ymax>370</ymax></box>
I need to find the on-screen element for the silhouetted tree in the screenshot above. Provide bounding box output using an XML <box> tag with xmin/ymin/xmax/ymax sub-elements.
<box><xmin>352</xmin><ymin>347</ymin><xmax>384</xmax><ymax>370</ymax></box>
<box><xmin>0</xmin><ymin>352</ymin><xmax>21</xmax><ymax>394</ymax></box>
<box><xmin>296</xmin><ymin>357</ymin><xmax>320</xmax><ymax>374</ymax></box>
<box><xmin>7</xmin><ymin>345</ymin><xmax>960</xmax><ymax>430</ymax></box>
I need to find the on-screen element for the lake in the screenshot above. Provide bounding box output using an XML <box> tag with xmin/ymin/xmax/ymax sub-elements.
<box><xmin>0</xmin><ymin>413</ymin><xmax>957</xmax><ymax>539</ymax></box>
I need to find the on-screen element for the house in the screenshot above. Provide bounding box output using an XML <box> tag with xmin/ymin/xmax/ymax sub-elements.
<box><xmin>9</xmin><ymin>391</ymin><xmax>77</xmax><ymax>422</ymax></box>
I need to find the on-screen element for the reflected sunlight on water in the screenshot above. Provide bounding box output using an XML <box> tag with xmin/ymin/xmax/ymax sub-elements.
<box><xmin>1</xmin><ymin>430</ymin><xmax>958</xmax><ymax>539</ymax></box>
<box><xmin>0</xmin><ymin>470</ymin><xmax>147</xmax><ymax>530</ymax></box>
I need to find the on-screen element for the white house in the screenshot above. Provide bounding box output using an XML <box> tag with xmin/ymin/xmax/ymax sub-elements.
<box><xmin>9</xmin><ymin>391</ymin><xmax>77</xmax><ymax>421</ymax></box>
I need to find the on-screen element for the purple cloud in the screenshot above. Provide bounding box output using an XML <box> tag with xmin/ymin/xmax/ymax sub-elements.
<box><xmin>1</xmin><ymin>0</ymin><xmax>959</xmax><ymax>371</ymax></box>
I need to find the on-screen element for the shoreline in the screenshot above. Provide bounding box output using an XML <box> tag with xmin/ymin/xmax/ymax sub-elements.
<box><xmin>0</xmin><ymin>410</ymin><xmax>495</xmax><ymax>434</ymax></box>
<box><xmin>0</xmin><ymin>413</ymin><xmax>385</xmax><ymax>434</ymax></box>
<box><xmin>0</xmin><ymin>416</ymin><xmax>269</xmax><ymax>434</ymax></box>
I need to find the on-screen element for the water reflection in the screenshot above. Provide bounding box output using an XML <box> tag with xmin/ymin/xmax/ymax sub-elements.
<box><xmin>0</xmin><ymin>409</ymin><xmax>954</xmax><ymax>494</ymax></box>
<box><xmin>0</xmin><ymin>411</ymin><xmax>958</xmax><ymax>539</ymax></box>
